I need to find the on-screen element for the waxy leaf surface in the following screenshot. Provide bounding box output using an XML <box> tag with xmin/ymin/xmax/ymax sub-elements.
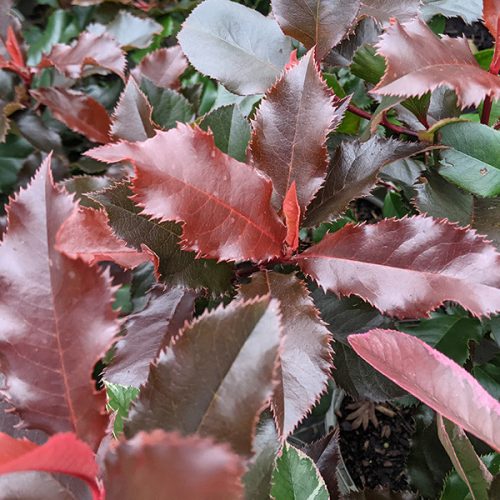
<box><xmin>39</xmin><ymin>32</ymin><xmax>125</xmax><ymax>79</ymax></box>
<box><xmin>271</xmin><ymin>0</ymin><xmax>359</xmax><ymax>61</ymax></box>
<box><xmin>271</xmin><ymin>442</ymin><xmax>329</xmax><ymax>500</ymax></box>
<box><xmin>87</xmin><ymin>125</ymin><xmax>286</xmax><ymax>263</ymax></box>
<box><xmin>239</xmin><ymin>272</ymin><xmax>332</xmax><ymax>437</ymax></box>
<box><xmin>177</xmin><ymin>0</ymin><xmax>291</xmax><ymax>95</ymax></box>
<box><xmin>89</xmin><ymin>182</ymin><xmax>233</xmax><ymax>294</ymax></box>
<box><xmin>304</xmin><ymin>137</ymin><xmax>429</xmax><ymax>226</ymax></box>
<box><xmin>87</xmin><ymin>11</ymin><xmax>162</xmax><ymax>49</ymax></box>
<box><xmin>104</xmin><ymin>431</ymin><xmax>244</xmax><ymax>500</ymax></box>
<box><xmin>0</xmin><ymin>158</ymin><xmax>119</xmax><ymax>449</ymax></box>
<box><xmin>348</xmin><ymin>329</ymin><xmax>500</xmax><ymax>451</ymax></box>
<box><xmin>0</xmin><ymin>433</ymin><xmax>101</xmax><ymax>500</ymax></box>
<box><xmin>56</xmin><ymin>206</ymin><xmax>149</xmax><ymax>269</ymax></box>
<box><xmin>251</xmin><ymin>50</ymin><xmax>347</xmax><ymax>212</ymax></box>
<box><xmin>359</xmin><ymin>0</ymin><xmax>421</xmax><ymax>24</ymax></box>
<box><xmin>105</xmin><ymin>286</ymin><xmax>196</xmax><ymax>388</ymax></box>
<box><xmin>126</xmin><ymin>297</ymin><xmax>282</xmax><ymax>456</ymax></box>
<box><xmin>132</xmin><ymin>46</ymin><xmax>188</xmax><ymax>89</ymax></box>
<box><xmin>372</xmin><ymin>18</ymin><xmax>500</xmax><ymax>107</ymax></box>
<box><xmin>111</xmin><ymin>78</ymin><xmax>155</xmax><ymax>142</ymax></box>
<box><xmin>437</xmin><ymin>415</ymin><xmax>492</xmax><ymax>500</ymax></box>
<box><xmin>31</xmin><ymin>87</ymin><xmax>111</xmax><ymax>144</ymax></box>
<box><xmin>297</xmin><ymin>216</ymin><xmax>500</xmax><ymax>318</ymax></box>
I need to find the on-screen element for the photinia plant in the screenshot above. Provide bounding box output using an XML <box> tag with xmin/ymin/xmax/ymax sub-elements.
<box><xmin>0</xmin><ymin>0</ymin><xmax>500</xmax><ymax>498</ymax></box>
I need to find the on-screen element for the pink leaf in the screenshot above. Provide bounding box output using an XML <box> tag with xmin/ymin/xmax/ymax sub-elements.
<box><xmin>348</xmin><ymin>329</ymin><xmax>500</xmax><ymax>451</ymax></box>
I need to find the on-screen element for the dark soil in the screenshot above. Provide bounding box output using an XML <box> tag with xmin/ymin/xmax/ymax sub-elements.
<box><xmin>338</xmin><ymin>397</ymin><xmax>415</xmax><ymax>491</ymax></box>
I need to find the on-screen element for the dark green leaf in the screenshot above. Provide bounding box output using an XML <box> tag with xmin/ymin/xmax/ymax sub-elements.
<box><xmin>105</xmin><ymin>382</ymin><xmax>140</xmax><ymax>437</ymax></box>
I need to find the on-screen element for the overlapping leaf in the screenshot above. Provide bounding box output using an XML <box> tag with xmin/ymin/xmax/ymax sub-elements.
<box><xmin>0</xmin><ymin>157</ymin><xmax>119</xmax><ymax>449</ymax></box>
<box><xmin>132</xmin><ymin>46</ymin><xmax>188</xmax><ymax>89</ymax></box>
<box><xmin>271</xmin><ymin>0</ymin><xmax>359</xmax><ymax>61</ymax></box>
<box><xmin>303</xmin><ymin>137</ymin><xmax>430</xmax><ymax>226</ymax></box>
<box><xmin>56</xmin><ymin>206</ymin><xmax>149</xmax><ymax>268</ymax></box>
<box><xmin>348</xmin><ymin>329</ymin><xmax>500</xmax><ymax>451</ymax></box>
<box><xmin>372</xmin><ymin>18</ymin><xmax>500</xmax><ymax>107</ymax></box>
<box><xmin>31</xmin><ymin>87</ymin><xmax>111</xmax><ymax>144</ymax></box>
<box><xmin>104</xmin><ymin>431</ymin><xmax>244</xmax><ymax>500</ymax></box>
<box><xmin>0</xmin><ymin>433</ymin><xmax>101</xmax><ymax>500</ymax></box>
<box><xmin>89</xmin><ymin>182</ymin><xmax>233</xmax><ymax>294</ymax></box>
<box><xmin>39</xmin><ymin>32</ymin><xmax>125</xmax><ymax>79</ymax></box>
<box><xmin>297</xmin><ymin>216</ymin><xmax>500</xmax><ymax>318</ymax></box>
<box><xmin>359</xmin><ymin>0</ymin><xmax>421</xmax><ymax>24</ymax></box>
<box><xmin>87</xmin><ymin>125</ymin><xmax>286</xmax><ymax>262</ymax></box>
<box><xmin>421</xmin><ymin>0</ymin><xmax>482</xmax><ymax>23</ymax></box>
<box><xmin>177</xmin><ymin>0</ymin><xmax>291</xmax><ymax>95</ymax></box>
<box><xmin>87</xmin><ymin>11</ymin><xmax>162</xmax><ymax>49</ymax></box>
<box><xmin>251</xmin><ymin>49</ymin><xmax>348</xmax><ymax>212</ymax></box>
<box><xmin>111</xmin><ymin>78</ymin><xmax>155</xmax><ymax>142</ymax></box>
<box><xmin>126</xmin><ymin>297</ymin><xmax>282</xmax><ymax>456</ymax></box>
<box><xmin>105</xmin><ymin>285</ymin><xmax>196</xmax><ymax>388</ymax></box>
<box><xmin>239</xmin><ymin>272</ymin><xmax>332</xmax><ymax>438</ymax></box>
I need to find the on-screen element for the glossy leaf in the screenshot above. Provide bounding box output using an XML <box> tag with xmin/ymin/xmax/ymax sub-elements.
<box><xmin>132</xmin><ymin>46</ymin><xmax>188</xmax><ymax>89</ymax></box>
<box><xmin>111</xmin><ymin>78</ymin><xmax>155</xmax><ymax>142</ymax></box>
<box><xmin>87</xmin><ymin>11</ymin><xmax>162</xmax><ymax>49</ymax></box>
<box><xmin>87</xmin><ymin>124</ymin><xmax>286</xmax><ymax>263</ymax></box>
<box><xmin>199</xmin><ymin>104</ymin><xmax>250</xmax><ymax>162</ymax></box>
<box><xmin>414</xmin><ymin>171</ymin><xmax>473</xmax><ymax>226</ymax></box>
<box><xmin>0</xmin><ymin>157</ymin><xmax>119</xmax><ymax>449</ymax></box>
<box><xmin>437</xmin><ymin>415</ymin><xmax>492</xmax><ymax>500</ymax></box>
<box><xmin>271</xmin><ymin>0</ymin><xmax>359</xmax><ymax>61</ymax></box>
<box><xmin>56</xmin><ymin>206</ymin><xmax>149</xmax><ymax>269</ymax></box>
<box><xmin>104</xmin><ymin>430</ymin><xmax>244</xmax><ymax>500</ymax></box>
<box><xmin>372</xmin><ymin>18</ymin><xmax>500</xmax><ymax>108</ymax></box>
<box><xmin>484</xmin><ymin>0</ymin><xmax>500</xmax><ymax>38</ymax></box>
<box><xmin>140</xmin><ymin>79</ymin><xmax>193</xmax><ymax>130</ymax></box>
<box><xmin>271</xmin><ymin>442</ymin><xmax>329</xmax><ymax>500</ymax></box>
<box><xmin>359</xmin><ymin>0</ymin><xmax>421</xmax><ymax>24</ymax></box>
<box><xmin>105</xmin><ymin>285</ymin><xmax>196</xmax><ymax>388</ymax></box>
<box><xmin>31</xmin><ymin>87</ymin><xmax>111</xmax><ymax>144</ymax></box>
<box><xmin>297</xmin><ymin>216</ymin><xmax>500</xmax><ymax>319</ymax></box>
<box><xmin>473</xmin><ymin>197</ymin><xmax>500</xmax><ymax>249</ymax></box>
<box><xmin>89</xmin><ymin>182</ymin><xmax>233</xmax><ymax>294</ymax></box>
<box><xmin>251</xmin><ymin>49</ymin><xmax>348</xmax><ymax>211</ymax></box>
<box><xmin>39</xmin><ymin>32</ymin><xmax>125</xmax><ymax>79</ymax></box>
<box><xmin>421</xmin><ymin>0</ymin><xmax>482</xmax><ymax>23</ymax></box>
<box><xmin>438</xmin><ymin>122</ymin><xmax>500</xmax><ymax>198</ymax></box>
<box><xmin>0</xmin><ymin>433</ymin><xmax>101</xmax><ymax>500</ymax></box>
<box><xmin>239</xmin><ymin>271</ymin><xmax>332</xmax><ymax>437</ymax></box>
<box><xmin>126</xmin><ymin>297</ymin><xmax>282</xmax><ymax>456</ymax></box>
<box><xmin>348</xmin><ymin>329</ymin><xmax>500</xmax><ymax>451</ymax></box>
<box><xmin>303</xmin><ymin>137</ymin><xmax>430</xmax><ymax>226</ymax></box>
<box><xmin>177</xmin><ymin>0</ymin><xmax>291</xmax><ymax>95</ymax></box>
<box><xmin>303</xmin><ymin>430</ymin><xmax>340</xmax><ymax>498</ymax></box>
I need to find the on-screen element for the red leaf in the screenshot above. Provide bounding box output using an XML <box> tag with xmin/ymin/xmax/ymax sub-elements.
<box><xmin>251</xmin><ymin>49</ymin><xmax>349</xmax><ymax>212</ymax></box>
<box><xmin>131</xmin><ymin>46</ymin><xmax>188</xmax><ymax>89</ymax></box>
<box><xmin>125</xmin><ymin>297</ymin><xmax>282</xmax><ymax>456</ymax></box>
<box><xmin>39</xmin><ymin>32</ymin><xmax>126</xmax><ymax>80</ymax></box>
<box><xmin>105</xmin><ymin>285</ymin><xmax>196</xmax><ymax>388</ymax></box>
<box><xmin>5</xmin><ymin>26</ymin><xmax>24</xmax><ymax>68</ymax></box>
<box><xmin>271</xmin><ymin>0</ymin><xmax>359</xmax><ymax>61</ymax></box>
<box><xmin>348</xmin><ymin>329</ymin><xmax>500</xmax><ymax>451</ymax></box>
<box><xmin>283</xmin><ymin>182</ymin><xmax>300</xmax><ymax>253</ymax></box>
<box><xmin>284</xmin><ymin>49</ymin><xmax>298</xmax><ymax>70</ymax></box>
<box><xmin>0</xmin><ymin>433</ymin><xmax>102</xmax><ymax>500</ymax></box>
<box><xmin>0</xmin><ymin>157</ymin><xmax>119</xmax><ymax>449</ymax></box>
<box><xmin>372</xmin><ymin>18</ymin><xmax>500</xmax><ymax>107</ymax></box>
<box><xmin>239</xmin><ymin>272</ymin><xmax>332</xmax><ymax>438</ymax></box>
<box><xmin>111</xmin><ymin>78</ymin><xmax>155</xmax><ymax>142</ymax></box>
<box><xmin>296</xmin><ymin>216</ymin><xmax>500</xmax><ymax>319</ymax></box>
<box><xmin>358</xmin><ymin>0</ymin><xmax>421</xmax><ymax>25</ymax></box>
<box><xmin>56</xmin><ymin>206</ymin><xmax>150</xmax><ymax>269</ymax></box>
<box><xmin>31</xmin><ymin>87</ymin><xmax>112</xmax><ymax>144</ymax></box>
<box><xmin>484</xmin><ymin>0</ymin><xmax>500</xmax><ymax>38</ymax></box>
<box><xmin>87</xmin><ymin>124</ymin><xmax>286</xmax><ymax>262</ymax></box>
<box><xmin>104</xmin><ymin>430</ymin><xmax>244</xmax><ymax>500</ymax></box>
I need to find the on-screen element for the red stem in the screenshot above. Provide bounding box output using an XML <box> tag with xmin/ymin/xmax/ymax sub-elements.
<box><xmin>481</xmin><ymin>16</ymin><xmax>500</xmax><ymax>125</ymax></box>
<box><xmin>347</xmin><ymin>103</ymin><xmax>419</xmax><ymax>138</ymax></box>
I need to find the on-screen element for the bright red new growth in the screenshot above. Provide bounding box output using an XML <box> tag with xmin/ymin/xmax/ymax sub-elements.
<box><xmin>283</xmin><ymin>181</ymin><xmax>300</xmax><ymax>253</ymax></box>
<box><xmin>0</xmin><ymin>433</ymin><xmax>101</xmax><ymax>500</ymax></box>
<box><xmin>5</xmin><ymin>26</ymin><xmax>24</xmax><ymax>68</ymax></box>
